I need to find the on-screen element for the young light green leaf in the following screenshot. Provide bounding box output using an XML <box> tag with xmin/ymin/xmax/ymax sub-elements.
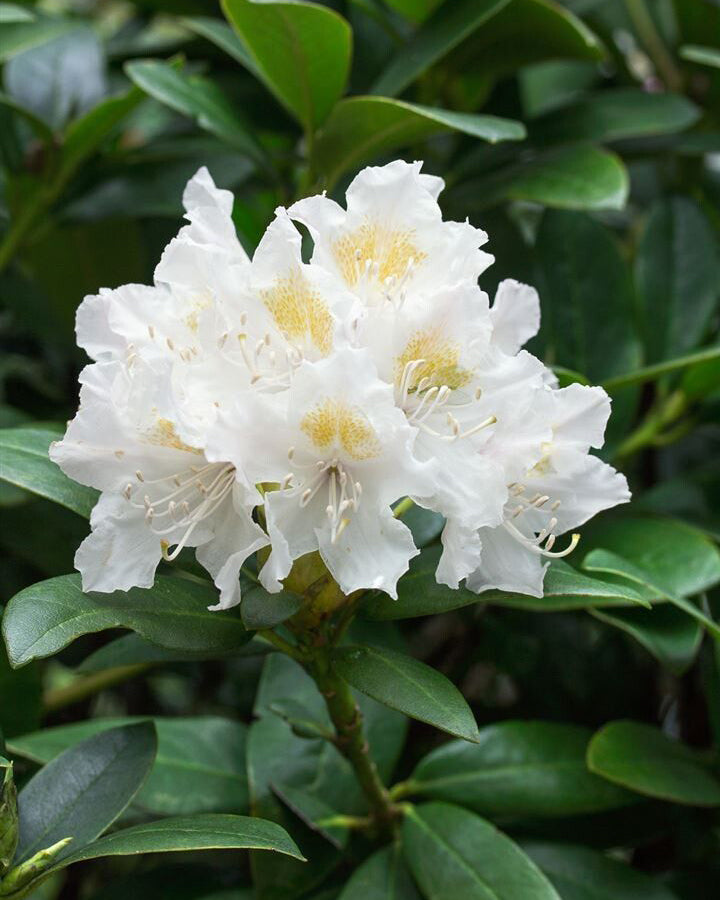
<box><xmin>124</xmin><ymin>60</ymin><xmax>265</xmax><ymax>166</ymax></box>
<box><xmin>590</xmin><ymin>604</ymin><xmax>703</xmax><ymax>675</ymax></box>
<box><xmin>333</xmin><ymin>644</ymin><xmax>480</xmax><ymax>743</ymax></box>
<box><xmin>0</xmin><ymin>17</ymin><xmax>75</xmax><ymax>62</ymax></box>
<box><xmin>635</xmin><ymin>196</ymin><xmax>720</xmax><ymax>364</ymax></box>
<box><xmin>533</xmin><ymin>89</ymin><xmax>699</xmax><ymax>144</ymax></box>
<box><xmin>534</xmin><ymin>208</ymin><xmax>641</xmax><ymax>381</ymax></box>
<box><xmin>221</xmin><ymin>0</ymin><xmax>351</xmax><ymax>129</ymax></box>
<box><xmin>402</xmin><ymin>803</ymin><xmax>561</xmax><ymax>899</ymax></box>
<box><xmin>587</xmin><ymin>721</ymin><xmax>720</xmax><ymax>806</ymax></box>
<box><xmin>49</xmin><ymin>814</ymin><xmax>304</xmax><ymax>871</ymax></box>
<box><xmin>371</xmin><ymin>0</ymin><xmax>512</xmax><ymax>98</ymax></box>
<box><xmin>0</xmin><ymin>4</ymin><xmax>35</xmax><ymax>24</ymax></box>
<box><xmin>0</xmin><ymin>428</ymin><xmax>97</xmax><ymax>518</ymax></box>
<box><xmin>2</xmin><ymin>574</ymin><xmax>250</xmax><ymax>668</ymax></box>
<box><xmin>16</xmin><ymin>722</ymin><xmax>157</xmax><ymax>865</ymax></box>
<box><xmin>522</xmin><ymin>841</ymin><xmax>679</xmax><ymax>900</ymax></box>
<box><xmin>9</xmin><ymin>717</ymin><xmax>249</xmax><ymax>817</ymax></box>
<box><xmin>339</xmin><ymin>844</ymin><xmax>420</xmax><ymax>900</ymax></box>
<box><xmin>401</xmin><ymin>721</ymin><xmax>635</xmax><ymax>816</ymax></box>
<box><xmin>315</xmin><ymin>95</ymin><xmax>525</xmax><ymax>190</ymax></box>
<box><xmin>455</xmin><ymin>145</ymin><xmax>629</xmax><ymax>213</ymax></box>
<box><xmin>680</xmin><ymin>44</ymin><xmax>720</xmax><ymax>69</ymax></box>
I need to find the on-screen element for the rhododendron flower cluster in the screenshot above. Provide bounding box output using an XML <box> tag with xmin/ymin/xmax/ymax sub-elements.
<box><xmin>51</xmin><ymin>161</ymin><xmax>630</xmax><ymax>610</ymax></box>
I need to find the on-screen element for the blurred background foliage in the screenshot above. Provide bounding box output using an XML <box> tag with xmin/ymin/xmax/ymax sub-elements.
<box><xmin>1</xmin><ymin>0</ymin><xmax>720</xmax><ymax>898</ymax></box>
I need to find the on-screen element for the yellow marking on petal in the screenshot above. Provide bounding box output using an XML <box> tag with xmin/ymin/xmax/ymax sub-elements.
<box><xmin>184</xmin><ymin>295</ymin><xmax>212</xmax><ymax>333</ymax></box>
<box><xmin>395</xmin><ymin>328</ymin><xmax>472</xmax><ymax>392</ymax></box>
<box><xmin>334</xmin><ymin>219</ymin><xmax>426</xmax><ymax>287</ymax></box>
<box><xmin>301</xmin><ymin>399</ymin><xmax>380</xmax><ymax>460</ymax></box>
<box><xmin>262</xmin><ymin>270</ymin><xmax>333</xmax><ymax>355</ymax></box>
<box><xmin>146</xmin><ymin>418</ymin><xmax>201</xmax><ymax>454</ymax></box>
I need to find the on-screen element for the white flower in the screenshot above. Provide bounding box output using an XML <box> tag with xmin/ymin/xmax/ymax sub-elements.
<box><xmin>464</xmin><ymin>383</ymin><xmax>631</xmax><ymax>597</ymax></box>
<box><xmin>50</xmin><ymin>359</ymin><xmax>267</xmax><ymax>610</ymax></box>
<box><xmin>289</xmin><ymin>159</ymin><xmax>493</xmax><ymax>311</ymax></box>
<box><xmin>206</xmin><ymin>346</ymin><xmax>432</xmax><ymax>599</ymax></box>
<box><xmin>52</xmin><ymin>159</ymin><xmax>631</xmax><ymax>612</ymax></box>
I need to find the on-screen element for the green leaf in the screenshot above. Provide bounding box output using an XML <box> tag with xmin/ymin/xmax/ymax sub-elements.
<box><xmin>0</xmin><ymin>17</ymin><xmax>75</xmax><ymax>62</ymax></box>
<box><xmin>402</xmin><ymin>721</ymin><xmax>635</xmax><ymax>816</ymax></box>
<box><xmin>457</xmin><ymin>145</ymin><xmax>629</xmax><ymax>213</ymax></box>
<box><xmin>635</xmin><ymin>197</ymin><xmax>720</xmax><ymax>363</ymax></box>
<box><xmin>315</xmin><ymin>95</ymin><xmax>525</xmax><ymax>189</ymax></box>
<box><xmin>522</xmin><ymin>841</ymin><xmax>679</xmax><ymax>900</ymax></box>
<box><xmin>367</xmin><ymin>548</ymin><xmax>648</xmax><ymax>619</ymax></box>
<box><xmin>533</xmin><ymin>89</ymin><xmax>699</xmax><ymax>143</ymax></box>
<box><xmin>272</xmin><ymin>783</ymin><xmax>347</xmax><ymax>849</ymax></box>
<box><xmin>0</xmin><ymin>640</ymin><xmax>41</xmax><ymax>739</ymax></box>
<box><xmin>181</xmin><ymin>15</ymin><xmax>259</xmax><ymax>75</ymax></box>
<box><xmin>124</xmin><ymin>60</ymin><xmax>265</xmax><ymax>165</ymax></box>
<box><xmin>0</xmin><ymin>91</ymin><xmax>54</xmax><ymax>142</ymax></box>
<box><xmin>57</xmin><ymin>86</ymin><xmax>145</xmax><ymax>183</ymax></box>
<box><xmin>221</xmin><ymin>0</ymin><xmax>351</xmax><ymax>129</ymax></box>
<box><xmin>16</xmin><ymin>722</ymin><xmax>157</xmax><ymax>864</ymax></box>
<box><xmin>338</xmin><ymin>844</ymin><xmax>420</xmax><ymax>900</ymax></box>
<box><xmin>2</xmin><ymin>574</ymin><xmax>250</xmax><ymax>668</ymax></box>
<box><xmin>0</xmin><ymin>4</ymin><xmax>35</xmax><ymax>24</ymax></box>
<box><xmin>590</xmin><ymin>604</ymin><xmax>703</xmax><ymax>675</ymax></box>
<box><xmin>680</xmin><ymin>44</ymin><xmax>720</xmax><ymax>69</ymax></box>
<box><xmin>0</xmin><ymin>428</ymin><xmax>98</xmax><ymax>518</ymax></box>
<box><xmin>583</xmin><ymin>549</ymin><xmax>720</xmax><ymax>640</ymax></box>
<box><xmin>586</xmin><ymin>721</ymin><xmax>720</xmax><ymax>806</ymax></box>
<box><xmin>446</xmin><ymin>0</ymin><xmax>605</xmax><ymax>85</ymax></box>
<box><xmin>50</xmin><ymin>813</ymin><xmax>304</xmax><ymax>871</ymax></box>
<box><xmin>534</xmin><ymin>208</ymin><xmax>641</xmax><ymax>381</ymax></box>
<box><xmin>332</xmin><ymin>644</ymin><xmax>480</xmax><ymax>742</ymax></box>
<box><xmin>241</xmin><ymin>584</ymin><xmax>303</xmax><ymax>630</ymax></box>
<box><xmin>78</xmin><ymin>632</ymin><xmax>266</xmax><ymax>673</ymax></box>
<box><xmin>581</xmin><ymin>515</ymin><xmax>720</xmax><ymax>600</ymax></box>
<box><xmin>402</xmin><ymin>802</ymin><xmax>561</xmax><ymax>899</ymax></box>
<box><xmin>9</xmin><ymin>717</ymin><xmax>249</xmax><ymax>817</ymax></box>
<box><xmin>372</xmin><ymin>0</ymin><xmax>511</xmax><ymax>97</ymax></box>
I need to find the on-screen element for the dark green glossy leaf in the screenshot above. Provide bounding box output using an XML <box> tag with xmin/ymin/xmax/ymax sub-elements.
<box><xmin>371</xmin><ymin>0</ymin><xmax>511</xmax><ymax>97</ymax></box>
<box><xmin>9</xmin><ymin>717</ymin><xmax>248</xmax><ymax>817</ymax></box>
<box><xmin>533</xmin><ymin>89</ymin><xmax>699</xmax><ymax>144</ymax></box>
<box><xmin>2</xmin><ymin>574</ymin><xmax>250</xmax><ymax>668</ymax></box>
<box><xmin>221</xmin><ymin>0</ymin><xmax>351</xmax><ymax>129</ymax></box>
<box><xmin>402</xmin><ymin>721</ymin><xmax>635</xmax><ymax>816</ymax></box>
<box><xmin>338</xmin><ymin>844</ymin><xmax>420</xmax><ymax>900</ymax></box>
<box><xmin>78</xmin><ymin>632</ymin><xmax>266</xmax><ymax>673</ymax></box>
<box><xmin>16</xmin><ymin>722</ymin><xmax>157</xmax><ymax>864</ymax></box>
<box><xmin>272</xmin><ymin>783</ymin><xmax>347</xmax><ymax>848</ymax></box>
<box><xmin>241</xmin><ymin>585</ymin><xmax>303</xmax><ymax>630</ymax></box>
<box><xmin>535</xmin><ymin>208</ymin><xmax>641</xmax><ymax>380</ymax></box>
<box><xmin>315</xmin><ymin>95</ymin><xmax>525</xmax><ymax>189</ymax></box>
<box><xmin>522</xmin><ymin>841</ymin><xmax>679</xmax><ymax>900</ymax></box>
<box><xmin>587</xmin><ymin>721</ymin><xmax>720</xmax><ymax>806</ymax></box>
<box><xmin>125</xmin><ymin>60</ymin><xmax>264</xmax><ymax>165</ymax></box>
<box><xmin>333</xmin><ymin>644</ymin><xmax>480</xmax><ymax>742</ymax></box>
<box><xmin>182</xmin><ymin>15</ymin><xmax>259</xmax><ymax>75</ymax></box>
<box><xmin>635</xmin><ymin>197</ymin><xmax>720</xmax><ymax>363</ymax></box>
<box><xmin>590</xmin><ymin>605</ymin><xmax>703</xmax><ymax>675</ymax></box>
<box><xmin>50</xmin><ymin>813</ymin><xmax>304</xmax><ymax>871</ymax></box>
<box><xmin>457</xmin><ymin>145</ymin><xmax>628</xmax><ymax>213</ymax></box>
<box><xmin>402</xmin><ymin>802</ymin><xmax>561</xmax><ymax>899</ymax></box>
<box><xmin>446</xmin><ymin>0</ymin><xmax>604</xmax><ymax>85</ymax></box>
<box><xmin>0</xmin><ymin>428</ymin><xmax>97</xmax><ymax>518</ymax></box>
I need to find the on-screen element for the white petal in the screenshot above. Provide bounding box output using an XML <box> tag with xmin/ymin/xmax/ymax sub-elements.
<box><xmin>196</xmin><ymin>489</ymin><xmax>269</xmax><ymax>611</ymax></box>
<box><xmin>490</xmin><ymin>279</ymin><xmax>541</xmax><ymax>354</ymax></box>
<box><xmin>548</xmin><ymin>383</ymin><xmax>612</xmax><ymax>451</ymax></box>
<box><xmin>466</xmin><ymin>525</ymin><xmax>548</xmax><ymax>597</ymax></box>
<box><xmin>317</xmin><ymin>502</ymin><xmax>418</xmax><ymax>599</ymax></box>
<box><xmin>180</xmin><ymin>166</ymin><xmax>249</xmax><ymax>262</ymax></box>
<box><xmin>436</xmin><ymin>519</ymin><xmax>482</xmax><ymax>589</ymax></box>
<box><xmin>259</xmin><ymin>487</ymin><xmax>326</xmax><ymax>593</ymax></box>
<box><xmin>75</xmin><ymin>493</ymin><xmax>162</xmax><ymax>592</ymax></box>
<box><xmin>75</xmin><ymin>290</ymin><xmax>126</xmax><ymax>362</ymax></box>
